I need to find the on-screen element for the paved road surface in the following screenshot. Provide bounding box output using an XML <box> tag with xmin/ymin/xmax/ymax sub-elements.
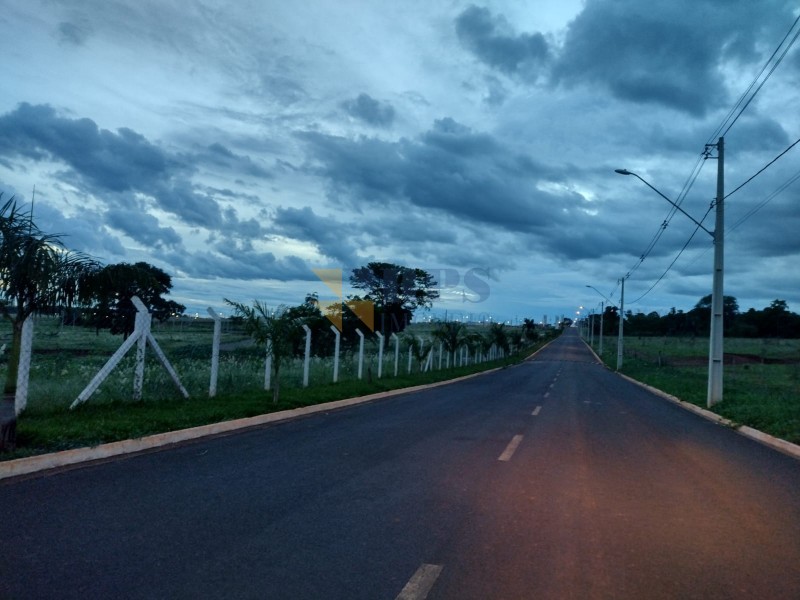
<box><xmin>2</xmin><ymin>329</ymin><xmax>799</xmax><ymax>599</ymax></box>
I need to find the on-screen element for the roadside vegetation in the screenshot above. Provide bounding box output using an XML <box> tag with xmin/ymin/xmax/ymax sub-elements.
<box><xmin>0</xmin><ymin>316</ymin><xmax>560</xmax><ymax>460</ymax></box>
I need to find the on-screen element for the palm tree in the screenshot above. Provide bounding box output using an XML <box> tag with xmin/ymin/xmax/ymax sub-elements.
<box><xmin>488</xmin><ymin>323</ymin><xmax>510</xmax><ymax>356</ymax></box>
<box><xmin>0</xmin><ymin>195</ymin><xmax>97</xmax><ymax>451</ymax></box>
<box><xmin>225</xmin><ymin>299</ymin><xmax>301</xmax><ymax>403</ymax></box>
<box><xmin>432</xmin><ymin>320</ymin><xmax>467</xmax><ymax>367</ymax></box>
<box><xmin>402</xmin><ymin>333</ymin><xmax>430</xmax><ymax>372</ymax></box>
<box><xmin>522</xmin><ymin>318</ymin><xmax>538</xmax><ymax>341</ymax></box>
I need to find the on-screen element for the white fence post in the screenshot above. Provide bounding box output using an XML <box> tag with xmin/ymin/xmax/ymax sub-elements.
<box><xmin>391</xmin><ymin>333</ymin><xmax>399</xmax><ymax>377</ymax></box>
<box><xmin>438</xmin><ymin>342</ymin><xmax>443</xmax><ymax>370</ymax></box>
<box><xmin>331</xmin><ymin>325</ymin><xmax>340</xmax><ymax>383</ymax></box>
<box><xmin>302</xmin><ymin>324</ymin><xmax>312</xmax><ymax>387</ymax></box>
<box><xmin>356</xmin><ymin>328</ymin><xmax>365</xmax><ymax>380</ymax></box>
<box><xmin>208</xmin><ymin>308</ymin><xmax>222</xmax><ymax>397</ymax></box>
<box><xmin>133</xmin><ymin>307</ymin><xmax>149</xmax><ymax>402</ymax></box>
<box><xmin>424</xmin><ymin>344</ymin><xmax>434</xmax><ymax>372</ymax></box>
<box><xmin>376</xmin><ymin>332</ymin><xmax>384</xmax><ymax>379</ymax></box>
<box><xmin>14</xmin><ymin>316</ymin><xmax>34</xmax><ymax>415</ymax></box>
<box><xmin>264</xmin><ymin>340</ymin><xmax>272</xmax><ymax>391</ymax></box>
<box><xmin>71</xmin><ymin>296</ymin><xmax>188</xmax><ymax>409</ymax></box>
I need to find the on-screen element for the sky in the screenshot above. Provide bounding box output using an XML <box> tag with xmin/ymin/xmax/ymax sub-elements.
<box><xmin>1</xmin><ymin>0</ymin><xmax>799</xmax><ymax>325</ymax></box>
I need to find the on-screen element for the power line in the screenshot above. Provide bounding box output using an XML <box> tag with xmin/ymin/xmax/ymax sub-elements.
<box><xmin>676</xmin><ymin>166</ymin><xmax>800</xmax><ymax>273</ymax></box>
<box><xmin>728</xmin><ymin>167</ymin><xmax>800</xmax><ymax>232</ymax></box>
<box><xmin>708</xmin><ymin>12</ymin><xmax>800</xmax><ymax>142</ymax></box>
<box><xmin>622</xmin><ymin>14</ymin><xmax>800</xmax><ymax>307</ymax></box>
<box><xmin>623</xmin><ymin>154</ymin><xmax>707</xmax><ymax>279</ymax></box>
<box><xmin>627</xmin><ymin>204</ymin><xmax>714</xmax><ymax>305</ymax></box>
<box><xmin>724</xmin><ymin>135</ymin><xmax>800</xmax><ymax>200</ymax></box>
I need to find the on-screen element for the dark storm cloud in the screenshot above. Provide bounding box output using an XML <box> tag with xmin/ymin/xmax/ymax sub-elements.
<box><xmin>552</xmin><ymin>0</ymin><xmax>798</xmax><ymax>116</ymax></box>
<box><xmin>199</xmin><ymin>143</ymin><xmax>273</xmax><ymax>179</ymax></box>
<box><xmin>271</xmin><ymin>206</ymin><xmax>359</xmax><ymax>266</ymax></box>
<box><xmin>32</xmin><ymin>201</ymin><xmax>126</xmax><ymax>258</ymax></box>
<box><xmin>0</xmin><ymin>103</ymin><xmax>269</xmax><ymax>234</ymax></box>
<box><xmin>106</xmin><ymin>207</ymin><xmax>182</xmax><ymax>249</ymax></box>
<box><xmin>167</xmin><ymin>248</ymin><xmax>310</xmax><ymax>282</ymax></box>
<box><xmin>342</xmin><ymin>93</ymin><xmax>396</xmax><ymax>127</ymax></box>
<box><xmin>0</xmin><ymin>103</ymin><xmax>176</xmax><ymax>192</ymax></box>
<box><xmin>297</xmin><ymin>118</ymin><xmax>592</xmax><ymax>243</ymax></box>
<box><xmin>455</xmin><ymin>1</ymin><xmax>797</xmax><ymax>117</ymax></box>
<box><xmin>455</xmin><ymin>5</ymin><xmax>549</xmax><ymax>78</ymax></box>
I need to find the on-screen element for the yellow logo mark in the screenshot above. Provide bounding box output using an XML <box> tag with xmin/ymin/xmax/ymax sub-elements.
<box><xmin>312</xmin><ymin>268</ymin><xmax>374</xmax><ymax>332</ymax></box>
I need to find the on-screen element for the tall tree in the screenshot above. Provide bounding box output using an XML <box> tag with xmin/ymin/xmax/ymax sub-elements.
<box><xmin>81</xmin><ymin>262</ymin><xmax>185</xmax><ymax>337</ymax></box>
<box><xmin>0</xmin><ymin>196</ymin><xmax>97</xmax><ymax>451</ymax></box>
<box><xmin>349</xmin><ymin>262</ymin><xmax>439</xmax><ymax>336</ymax></box>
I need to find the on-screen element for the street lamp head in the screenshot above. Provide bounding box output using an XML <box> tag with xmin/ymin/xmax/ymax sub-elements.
<box><xmin>615</xmin><ymin>169</ymin><xmax>633</xmax><ymax>175</ymax></box>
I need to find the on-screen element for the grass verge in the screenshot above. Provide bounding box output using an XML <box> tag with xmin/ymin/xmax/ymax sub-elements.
<box><xmin>593</xmin><ymin>337</ymin><xmax>800</xmax><ymax>445</ymax></box>
<box><xmin>4</xmin><ymin>345</ymin><xmax>540</xmax><ymax>461</ymax></box>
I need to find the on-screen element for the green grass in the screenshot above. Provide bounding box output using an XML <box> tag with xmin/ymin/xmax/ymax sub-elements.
<box><xmin>2</xmin><ymin>317</ymin><xmax>558</xmax><ymax>460</ymax></box>
<box><xmin>590</xmin><ymin>334</ymin><xmax>800</xmax><ymax>444</ymax></box>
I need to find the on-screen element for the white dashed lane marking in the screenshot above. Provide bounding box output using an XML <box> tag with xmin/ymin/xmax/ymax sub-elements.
<box><xmin>396</xmin><ymin>564</ymin><xmax>443</xmax><ymax>600</ymax></box>
<box><xmin>498</xmin><ymin>434</ymin><xmax>524</xmax><ymax>462</ymax></box>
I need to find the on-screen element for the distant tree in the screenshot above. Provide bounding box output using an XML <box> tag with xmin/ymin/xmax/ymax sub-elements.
<box><xmin>689</xmin><ymin>294</ymin><xmax>739</xmax><ymax>336</ymax></box>
<box><xmin>0</xmin><ymin>196</ymin><xmax>97</xmax><ymax>451</ymax></box>
<box><xmin>284</xmin><ymin>293</ymin><xmax>337</xmax><ymax>357</ymax></box>
<box><xmin>760</xmin><ymin>299</ymin><xmax>800</xmax><ymax>338</ymax></box>
<box><xmin>349</xmin><ymin>262</ymin><xmax>439</xmax><ymax>337</ymax></box>
<box><xmin>225</xmin><ymin>299</ymin><xmax>302</xmax><ymax>403</ymax></box>
<box><xmin>81</xmin><ymin>262</ymin><xmax>184</xmax><ymax>338</ymax></box>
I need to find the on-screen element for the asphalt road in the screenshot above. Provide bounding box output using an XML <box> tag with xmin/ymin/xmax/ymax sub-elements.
<box><xmin>1</xmin><ymin>329</ymin><xmax>799</xmax><ymax>599</ymax></box>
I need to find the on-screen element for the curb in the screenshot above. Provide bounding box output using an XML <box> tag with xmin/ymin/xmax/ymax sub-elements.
<box><xmin>580</xmin><ymin>337</ymin><xmax>800</xmax><ymax>461</ymax></box>
<box><xmin>616</xmin><ymin>372</ymin><xmax>800</xmax><ymax>461</ymax></box>
<box><xmin>1</xmin><ymin>359</ymin><xmax>523</xmax><ymax>481</ymax></box>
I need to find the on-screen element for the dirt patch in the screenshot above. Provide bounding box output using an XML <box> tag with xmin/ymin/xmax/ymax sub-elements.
<box><xmin>33</xmin><ymin>348</ymin><xmax>92</xmax><ymax>357</ymax></box>
<box><xmin>660</xmin><ymin>353</ymin><xmax>798</xmax><ymax>366</ymax></box>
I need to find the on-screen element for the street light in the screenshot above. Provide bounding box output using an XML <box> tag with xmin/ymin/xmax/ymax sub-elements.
<box><xmin>615</xmin><ymin>136</ymin><xmax>724</xmax><ymax>407</ymax></box>
<box><xmin>586</xmin><ymin>284</ymin><xmax>622</xmax><ymax>369</ymax></box>
<box><xmin>585</xmin><ymin>285</ymin><xmax>613</xmax><ymax>358</ymax></box>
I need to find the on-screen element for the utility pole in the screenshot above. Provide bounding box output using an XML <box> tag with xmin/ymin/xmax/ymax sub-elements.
<box><xmin>616</xmin><ymin>277</ymin><xmax>625</xmax><ymax>370</ymax></box>
<box><xmin>708</xmin><ymin>137</ymin><xmax>724</xmax><ymax>406</ymax></box>
<box><xmin>598</xmin><ymin>301</ymin><xmax>604</xmax><ymax>356</ymax></box>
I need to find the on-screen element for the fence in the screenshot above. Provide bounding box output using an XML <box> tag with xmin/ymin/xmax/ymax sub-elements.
<box><xmin>0</xmin><ymin>301</ymin><xmax>530</xmax><ymax>415</ymax></box>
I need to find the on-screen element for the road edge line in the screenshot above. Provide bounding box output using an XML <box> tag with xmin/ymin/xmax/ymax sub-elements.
<box><xmin>1</xmin><ymin>364</ymin><xmax>511</xmax><ymax>480</ymax></box>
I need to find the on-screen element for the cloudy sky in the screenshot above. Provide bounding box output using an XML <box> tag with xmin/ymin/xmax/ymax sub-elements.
<box><xmin>1</xmin><ymin>0</ymin><xmax>799</xmax><ymax>324</ymax></box>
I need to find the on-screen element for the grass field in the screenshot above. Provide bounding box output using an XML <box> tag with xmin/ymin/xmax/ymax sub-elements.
<box><xmin>0</xmin><ymin>317</ymin><xmax>552</xmax><ymax>460</ymax></box>
<box><xmin>589</xmin><ymin>333</ymin><xmax>800</xmax><ymax>444</ymax></box>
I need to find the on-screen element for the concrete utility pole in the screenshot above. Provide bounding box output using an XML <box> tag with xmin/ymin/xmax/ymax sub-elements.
<box><xmin>708</xmin><ymin>137</ymin><xmax>724</xmax><ymax>406</ymax></box>
<box><xmin>598</xmin><ymin>302</ymin><xmax>604</xmax><ymax>356</ymax></box>
<box><xmin>586</xmin><ymin>286</ymin><xmax>612</xmax><ymax>359</ymax></box>
<box><xmin>617</xmin><ymin>277</ymin><xmax>625</xmax><ymax>371</ymax></box>
<box><xmin>615</xmin><ymin>136</ymin><xmax>725</xmax><ymax>407</ymax></box>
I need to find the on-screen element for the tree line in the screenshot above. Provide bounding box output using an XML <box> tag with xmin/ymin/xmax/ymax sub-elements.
<box><xmin>591</xmin><ymin>295</ymin><xmax>800</xmax><ymax>338</ymax></box>
<box><xmin>1</xmin><ymin>198</ymin><xmax>551</xmax><ymax>450</ymax></box>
